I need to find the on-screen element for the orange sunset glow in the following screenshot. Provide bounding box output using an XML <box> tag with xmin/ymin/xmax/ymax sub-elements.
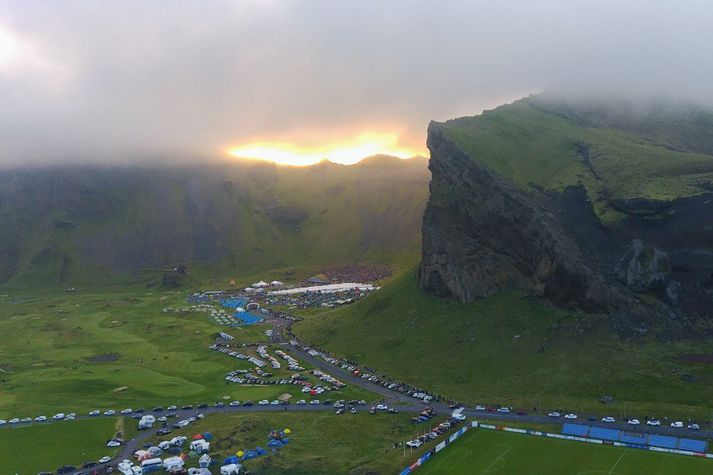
<box><xmin>226</xmin><ymin>132</ymin><xmax>424</xmax><ymax>166</ymax></box>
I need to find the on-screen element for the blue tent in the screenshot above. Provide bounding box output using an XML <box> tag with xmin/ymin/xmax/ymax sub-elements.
<box><xmin>223</xmin><ymin>456</ymin><xmax>239</xmax><ymax>465</ymax></box>
<box><xmin>203</xmin><ymin>432</ymin><xmax>213</xmax><ymax>441</ymax></box>
<box><xmin>255</xmin><ymin>447</ymin><xmax>267</xmax><ymax>456</ymax></box>
<box><xmin>267</xmin><ymin>439</ymin><xmax>283</xmax><ymax>448</ymax></box>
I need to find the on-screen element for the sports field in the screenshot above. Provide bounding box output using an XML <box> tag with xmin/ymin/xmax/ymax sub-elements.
<box><xmin>419</xmin><ymin>429</ymin><xmax>713</xmax><ymax>475</ymax></box>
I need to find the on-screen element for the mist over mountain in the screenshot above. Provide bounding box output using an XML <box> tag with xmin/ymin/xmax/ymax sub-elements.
<box><xmin>0</xmin><ymin>156</ymin><xmax>428</xmax><ymax>288</ymax></box>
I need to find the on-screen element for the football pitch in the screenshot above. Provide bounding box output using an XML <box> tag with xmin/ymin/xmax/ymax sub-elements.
<box><xmin>418</xmin><ymin>428</ymin><xmax>713</xmax><ymax>475</ymax></box>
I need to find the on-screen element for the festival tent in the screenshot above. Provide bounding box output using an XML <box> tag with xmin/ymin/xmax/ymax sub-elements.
<box><xmin>267</xmin><ymin>439</ymin><xmax>283</xmax><ymax>448</ymax></box>
<box><xmin>223</xmin><ymin>456</ymin><xmax>240</xmax><ymax>465</ymax></box>
<box><xmin>270</xmin><ymin>281</ymin><xmax>284</xmax><ymax>286</ymax></box>
<box><xmin>252</xmin><ymin>281</ymin><xmax>269</xmax><ymax>288</ymax></box>
<box><xmin>283</xmin><ymin>428</ymin><xmax>292</xmax><ymax>434</ymax></box>
<box><xmin>220</xmin><ymin>464</ymin><xmax>241</xmax><ymax>475</ymax></box>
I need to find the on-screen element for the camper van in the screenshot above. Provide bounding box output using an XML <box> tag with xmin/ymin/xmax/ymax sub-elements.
<box><xmin>140</xmin><ymin>458</ymin><xmax>163</xmax><ymax>473</ymax></box>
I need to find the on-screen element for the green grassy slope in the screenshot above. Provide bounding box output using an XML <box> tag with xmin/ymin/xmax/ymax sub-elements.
<box><xmin>437</xmin><ymin>96</ymin><xmax>713</xmax><ymax>223</ymax></box>
<box><xmin>295</xmin><ymin>270</ymin><xmax>713</xmax><ymax>421</ymax></box>
<box><xmin>0</xmin><ymin>156</ymin><xmax>428</xmax><ymax>289</ymax></box>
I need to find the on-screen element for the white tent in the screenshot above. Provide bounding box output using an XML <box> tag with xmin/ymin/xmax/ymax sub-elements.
<box><xmin>252</xmin><ymin>280</ymin><xmax>269</xmax><ymax>288</ymax></box>
<box><xmin>220</xmin><ymin>464</ymin><xmax>241</xmax><ymax>475</ymax></box>
<box><xmin>270</xmin><ymin>280</ymin><xmax>284</xmax><ymax>286</ymax></box>
<box><xmin>163</xmin><ymin>456</ymin><xmax>185</xmax><ymax>470</ymax></box>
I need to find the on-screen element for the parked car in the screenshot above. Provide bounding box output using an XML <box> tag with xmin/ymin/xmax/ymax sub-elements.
<box><xmin>376</xmin><ymin>404</ymin><xmax>388</xmax><ymax>410</ymax></box>
<box><xmin>167</xmin><ymin>405</ymin><xmax>177</xmax><ymax>411</ymax></box>
<box><xmin>120</xmin><ymin>408</ymin><xmax>132</xmax><ymax>415</ymax></box>
<box><xmin>310</xmin><ymin>400</ymin><xmax>321</xmax><ymax>405</ymax></box>
<box><xmin>688</xmin><ymin>423</ymin><xmax>700</xmax><ymax>431</ymax></box>
<box><xmin>0</xmin><ymin>419</ymin><xmax>6</xmax><ymax>425</ymax></box>
<box><xmin>215</xmin><ymin>402</ymin><xmax>225</xmax><ymax>408</ymax></box>
<box><xmin>602</xmin><ymin>417</ymin><xmax>616</xmax><ymax>423</ymax></box>
<box><xmin>35</xmin><ymin>416</ymin><xmax>47</xmax><ymax>422</ymax></box>
<box><xmin>20</xmin><ymin>417</ymin><xmax>32</xmax><ymax>423</ymax></box>
<box><xmin>474</xmin><ymin>405</ymin><xmax>486</xmax><ymax>411</ymax></box>
<box><xmin>104</xmin><ymin>410</ymin><xmax>116</xmax><ymax>416</ymax></box>
<box><xmin>296</xmin><ymin>400</ymin><xmax>306</xmax><ymax>405</ymax></box>
<box><xmin>671</xmin><ymin>421</ymin><xmax>684</xmax><ymax>428</ymax></box>
<box><xmin>496</xmin><ymin>407</ymin><xmax>510</xmax><ymax>413</ymax></box>
<box><xmin>628</xmin><ymin>419</ymin><xmax>640</xmax><ymax>425</ymax></box>
<box><xmin>181</xmin><ymin>405</ymin><xmax>192</xmax><ymax>410</ymax></box>
<box><xmin>258</xmin><ymin>400</ymin><xmax>269</xmax><ymax>406</ymax></box>
<box><xmin>564</xmin><ymin>413</ymin><xmax>578</xmax><ymax>420</ymax></box>
<box><xmin>53</xmin><ymin>413</ymin><xmax>65</xmax><ymax>420</ymax></box>
<box><xmin>388</xmin><ymin>408</ymin><xmax>399</xmax><ymax>414</ymax></box>
<box><xmin>229</xmin><ymin>400</ymin><xmax>241</xmax><ymax>407</ymax></box>
<box><xmin>106</xmin><ymin>440</ymin><xmax>121</xmax><ymax>448</ymax></box>
<box><xmin>9</xmin><ymin>418</ymin><xmax>20</xmax><ymax>424</ymax></box>
<box><xmin>646</xmin><ymin>419</ymin><xmax>661</xmax><ymax>426</ymax></box>
<box><xmin>242</xmin><ymin>400</ymin><xmax>253</xmax><ymax>406</ymax></box>
<box><xmin>98</xmin><ymin>456</ymin><xmax>111</xmax><ymax>464</ymax></box>
<box><xmin>406</xmin><ymin>440</ymin><xmax>422</xmax><ymax>449</ymax></box>
<box><xmin>547</xmin><ymin>412</ymin><xmax>561</xmax><ymax>418</ymax></box>
<box><xmin>335</xmin><ymin>408</ymin><xmax>345</xmax><ymax>415</ymax></box>
<box><xmin>89</xmin><ymin>410</ymin><xmax>101</xmax><ymax>416</ymax></box>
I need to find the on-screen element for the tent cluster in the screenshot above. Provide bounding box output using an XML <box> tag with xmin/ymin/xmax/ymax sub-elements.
<box><xmin>266</xmin><ymin>428</ymin><xmax>292</xmax><ymax>449</ymax></box>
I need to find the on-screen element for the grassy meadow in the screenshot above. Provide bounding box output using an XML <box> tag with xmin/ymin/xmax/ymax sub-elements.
<box><xmin>295</xmin><ymin>270</ymin><xmax>713</xmax><ymax>423</ymax></box>
<box><xmin>0</xmin><ymin>288</ymin><xmax>373</xmax><ymax>419</ymax></box>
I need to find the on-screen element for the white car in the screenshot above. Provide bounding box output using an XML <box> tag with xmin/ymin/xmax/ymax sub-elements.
<box><xmin>104</xmin><ymin>410</ymin><xmax>116</xmax><ymax>416</ymax></box>
<box><xmin>35</xmin><ymin>416</ymin><xmax>47</xmax><ymax>422</ymax></box>
<box><xmin>107</xmin><ymin>440</ymin><xmax>121</xmax><ymax>448</ymax></box>
<box><xmin>157</xmin><ymin>416</ymin><xmax>167</xmax><ymax>422</ymax></box>
<box><xmin>89</xmin><ymin>410</ymin><xmax>101</xmax><ymax>416</ymax></box>
<box><xmin>66</xmin><ymin>414</ymin><xmax>76</xmax><ymax>421</ymax></box>
<box><xmin>688</xmin><ymin>423</ymin><xmax>700</xmax><ymax>431</ymax></box>
<box><xmin>376</xmin><ymin>404</ymin><xmax>388</xmax><ymax>410</ymax></box>
<box><xmin>475</xmin><ymin>405</ymin><xmax>486</xmax><ymax>411</ymax></box>
<box><xmin>496</xmin><ymin>407</ymin><xmax>510</xmax><ymax>413</ymax></box>
<box><xmin>296</xmin><ymin>400</ymin><xmax>306</xmax><ymax>405</ymax></box>
<box><xmin>671</xmin><ymin>421</ymin><xmax>684</xmax><ymax>428</ymax></box>
<box><xmin>167</xmin><ymin>405</ymin><xmax>177</xmax><ymax>411</ymax></box>
<box><xmin>271</xmin><ymin>400</ymin><xmax>280</xmax><ymax>405</ymax></box>
<box><xmin>98</xmin><ymin>456</ymin><xmax>111</xmax><ymax>464</ymax></box>
<box><xmin>0</xmin><ymin>419</ymin><xmax>6</xmax><ymax>425</ymax></box>
<box><xmin>310</xmin><ymin>400</ymin><xmax>321</xmax><ymax>405</ymax></box>
<box><xmin>9</xmin><ymin>418</ymin><xmax>20</xmax><ymax>424</ymax></box>
<box><xmin>548</xmin><ymin>412</ymin><xmax>561</xmax><ymax>418</ymax></box>
<box><xmin>229</xmin><ymin>401</ymin><xmax>241</xmax><ymax>407</ymax></box>
<box><xmin>406</xmin><ymin>439</ymin><xmax>423</xmax><ymax>448</ymax></box>
<box><xmin>564</xmin><ymin>413</ymin><xmax>578</xmax><ymax>420</ymax></box>
<box><xmin>20</xmin><ymin>417</ymin><xmax>32</xmax><ymax>423</ymax></box>
<box><xmin>627</xmin><ymin>419</ymin><xmax>640</xmax><ymax>425</ymax></box>
<box><xmin>646</xmin><ymin>419</ymin><xmax>661</xmax><ymax>426</ymax></box>
<box><xmin>120</xmin><ymin>408</ymin><xmax>132</xmax><ymax>415</ymax></box>
<box><xmin>602</xmin><ymin>416</ymin><xmax>616</xmax><ymax>423</ymax></box>
<box><xmin>52</xmin><ymin>413</ymin><xmax>65</xmax><ymax>420</ymax></box>
<box><xmin>258</xmin><ymin>400</ymin><xmax>269</xmax><ymax>406</ymax></box>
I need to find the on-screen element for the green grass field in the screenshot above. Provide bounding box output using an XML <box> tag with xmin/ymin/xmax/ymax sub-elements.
<box><xmin>145</xmin><ymin>411</ymin><xmax>443</xmax><ymax>475</ymax></box>
<box><xmin>295</xmin><ymin>270</ymin><xmax>713</xmax><ymax>423</ymax></box>
<box><xmin>0</xmin><ymin>417</ymin><xmax>122</xmax><ymax>474</ymax></box>
<box><xmin>0</xmin><ymin>289</ymin><xmax>373</xmax><ymax>418</ymax></box>
<box><xmin>419</xmin><ymin>428</ymin><xmax>713</xmax><ymax>475</ymax></box>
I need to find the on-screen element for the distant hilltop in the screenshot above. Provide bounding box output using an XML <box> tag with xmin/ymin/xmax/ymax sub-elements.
<box><xmin>420</xmin><ymin>95</ymin><xmax>713</xmax><ymax>335</ymax></box>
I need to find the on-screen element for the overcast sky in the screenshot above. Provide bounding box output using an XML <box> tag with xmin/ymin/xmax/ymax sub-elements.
<box><xmin>1</xmin><ymin>0</ymin><xmax>712</xmax><ymax>166</ymax></box>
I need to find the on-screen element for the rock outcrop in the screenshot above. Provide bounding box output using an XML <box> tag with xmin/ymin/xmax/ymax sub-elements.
<box><xmin>420</xmin><ymin>116</ymin><xmax>713</xmax><ymax>328</ymax></box>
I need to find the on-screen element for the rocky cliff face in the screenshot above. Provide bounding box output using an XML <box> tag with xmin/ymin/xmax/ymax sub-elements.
<box><xmin>420</xmin><ymin>120</ymin><xmax>713</xmax><ymax>330</ymax></box>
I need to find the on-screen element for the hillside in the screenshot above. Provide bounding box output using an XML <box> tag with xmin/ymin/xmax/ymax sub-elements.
<box><xmin>420</xmin><ymin>96</ymin><xmax>713</xmax><ymax>329</ymax></box>
<box><xmin>0</xmin><ymin>156</ymin><xmax>429</xmax><ymax>288</ymax></box>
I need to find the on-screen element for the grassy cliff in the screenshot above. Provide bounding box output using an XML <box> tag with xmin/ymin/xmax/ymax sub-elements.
<box><xmin>437</xmin><ymin>96</ymin><xmax>713</xmax><ymax>223</ymax></box>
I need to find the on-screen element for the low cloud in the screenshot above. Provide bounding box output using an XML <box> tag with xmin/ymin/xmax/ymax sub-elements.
<box><xmin>1</xmin><ymin>0</ymin><xmax>712</xmax><ymax>166</ymax></box>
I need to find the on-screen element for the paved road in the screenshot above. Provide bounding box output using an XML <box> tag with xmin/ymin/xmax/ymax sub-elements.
<box><xmin>28</xmin><ymin>312</ymin><xmax>713</xmax><ymax>473</ymax></box>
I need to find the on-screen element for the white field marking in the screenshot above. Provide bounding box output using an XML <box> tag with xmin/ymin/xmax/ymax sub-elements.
<box><xmin>481</xmin><ymin>446</ymin><xmax>512</xmax><ymax>474</ymax></box>
<box><xmin>608</xmin><ymin>449</ymin><xmax>628</xmax><ymax>475</ymax></box>
<box><xmin>420</xmin><ymin>432</ymin><xmax>480</xmax><ymax>475</ymax></box>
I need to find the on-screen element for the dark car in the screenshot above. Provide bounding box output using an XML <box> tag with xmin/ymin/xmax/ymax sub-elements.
<box><xmin>57</xmin><ymin>466</ymin><xmax>76</xmax><ymax>474</ymax></box>
<box><xmin>242</xmin><ymin>400</ymin><xmax>253</xmax><ymax>407</ymax></box>
<box><xmin>152</xmin><ymin>406</ymin><xmax>164</xmax><ymax>412</ymax></box>
<box><xmin>587</xmin><ymin>416</ymin><xmax>598</xmax><ymax>422</ymax></box>
<box><xmin>132</xmin><ymin>414</ymin><xmax>142</xmax><ymax>420</ymax></box>
<box><xmin>172</xmin><ymin>423</ymin><xmax>183</xmax><ymax>429</ymax></box>
<box><xmin>388</xmin><ymin>408</ymin><xmax>399</xmax><ymax>414</ymax></box>
<box><xmin>181</xmin><ymin>405</ymin><xmax>193</xmax><ymax>410</ymax></box>
<box><xmin>197</xmin><ymin>403</ymin><xmax>208</xmax><ymax>409</ymax></box>
<box><xmin>215</xmin><ymin>402</ymin><xmax>225</xmax><ymax>408</ymax></box>
<box><xmin>323</xmin><ymin>399</ymin><xmax>332</xmax><ymax>405</ymax></box>
<box><xmin>83</xmin><ymin>461</ymin><xmax>98</xmax><ymax>468</ymax></box>
<box><xmin>134</xmin><ymin>408</ymin><xmax>145</xmax><ymax>413</ymax></box>
<box><xmin>156</xmin><ymin>428</ymin><xmax>172</xmax><ymax>436</ymax></box>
